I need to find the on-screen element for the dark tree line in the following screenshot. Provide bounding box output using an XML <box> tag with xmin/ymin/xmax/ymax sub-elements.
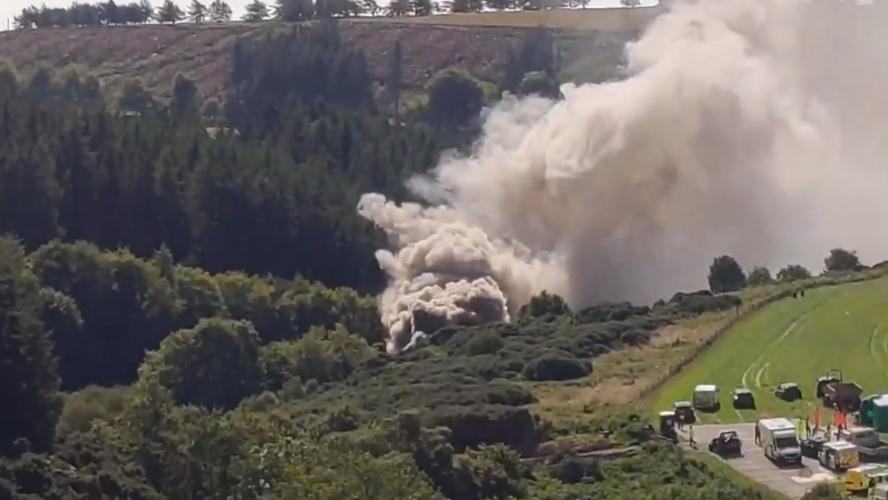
<box><xmin>16</xmin><ymin>0</ymin><xmax>443</xmax><ymax>29</ymax></box>
<box><xmin>16</xmin><ymin>1</ymin><xmax>156</xmax><ymax>28</ymax></box>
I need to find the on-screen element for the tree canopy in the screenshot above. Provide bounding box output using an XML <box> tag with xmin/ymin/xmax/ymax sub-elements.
<box><xmin>824</xmin><ymin>248</ymin><xmax>861</xmax><ymax>272</ymax></box>
<box><xmin>708</xmin><ymin>255</ymin><xmax>746</xmax><ymax>293</ymax></box>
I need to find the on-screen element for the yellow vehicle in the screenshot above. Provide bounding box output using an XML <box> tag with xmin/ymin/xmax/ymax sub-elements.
<box><xmin>845</xmin><ymin>463</ymin><xmax>888</xmax><ymax>494</ymax></box>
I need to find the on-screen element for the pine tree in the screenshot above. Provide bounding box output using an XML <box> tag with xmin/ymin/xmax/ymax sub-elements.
<box><xmin>188</xmin><ymin>0</ymin><xmax>208</xmax><ymax>22</ymax></box>
<box><xmin>139</xmin><ymin>0</ymin><xmax>154</xmax><ymax>21</ymax></box>
<box><xmin>0</xmin><ymin>238</ymin><xmax>61</xmax><ymax>455</ymax></box>
<box><xmin>390</xmin><ymin>40</ymin><xmax>402</xmax><ymax>121</ymax></box>
<box><xmin>413</xmin><ymin>0</ymin><xmax>432</xmax><ymax>15</ymax></box>
<box><xmin>170</xmin><ymin>74</ymin><xmax>201</xmax><ymax>122</ymax></box>
<box><xmin>243</xmin><ymin>0</ymin><xmax>270</xmax><ymax>21</ymax></box>
<box><xmin>209</xmin><ymin>0</ymin><xmax>232</xmax><ymax>21</ymax></box>
<box><xmin>156</xmin><ymin>0</ymin><xmax>185</xmax><ymax>23</ymax></box>
<box><xmin>275</xmin><ymin>0</ymin><xmax>314</xmax><ymax>21</ymax></box>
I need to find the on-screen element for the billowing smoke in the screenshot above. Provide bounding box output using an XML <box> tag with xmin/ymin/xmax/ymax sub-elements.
<box><xmin>359</xmin><ymin>0</ymin><xmax>888</xmax><ymax>353</ymax></box>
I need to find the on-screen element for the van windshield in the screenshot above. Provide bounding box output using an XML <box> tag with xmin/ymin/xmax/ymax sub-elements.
<box><xmin>776</xmin><ymin>437</ymin><xmax>799</xmax><ymax>448</ymax></box>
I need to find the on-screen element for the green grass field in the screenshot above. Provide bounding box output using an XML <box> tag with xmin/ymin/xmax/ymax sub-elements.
<box><xmin>651</xmin><ymin>276</ymin><xmax>888</xmax><ymax>424</ymax></box>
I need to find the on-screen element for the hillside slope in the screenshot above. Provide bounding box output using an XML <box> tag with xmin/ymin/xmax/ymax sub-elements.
<box><xmin>652</xmin><ymin>275</ymin><xmax>888</xmax><ymax>424</ymax></box>
<box><xmin>0</xmin><ymin>18</ymin><xmax>642</xmax><ymax>101</ymax></box>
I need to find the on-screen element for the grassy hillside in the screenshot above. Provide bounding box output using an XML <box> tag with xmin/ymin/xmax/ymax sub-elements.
<box><xmin>651</xmin><ymin>275</ymin><xmax>888</xmax><ymax>424</ymax></box>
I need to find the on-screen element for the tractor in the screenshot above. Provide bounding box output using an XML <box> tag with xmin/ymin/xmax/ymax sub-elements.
<box><xmin>819</xmin><ymin>370</ymin><xmax>863</xmax><ymax>412</ymax></box>
<box><xmin>775</xmin><ymin>383</ymin><xmax>803</xmax><ymax>402</ymax></box>
<box><xmin>817</xmin><ymin>369</ymin><xmax>843</xmax><ymax>398</ymax></box>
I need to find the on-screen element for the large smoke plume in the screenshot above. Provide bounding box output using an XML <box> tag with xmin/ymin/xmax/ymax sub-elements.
<box><xmin>359</xmin><ymin>0</ymin><xmax>888</xmax><ymax>353</ymax></box>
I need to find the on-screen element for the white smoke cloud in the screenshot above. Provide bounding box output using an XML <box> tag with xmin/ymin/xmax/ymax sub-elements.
<box><xmin>359</xmin><ymin>0</ymin><xmax>888</xmax><ymax>352</ymax></box>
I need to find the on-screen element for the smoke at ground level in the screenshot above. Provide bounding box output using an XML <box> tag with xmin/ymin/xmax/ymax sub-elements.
<box><xmin>360</xmin><ymin>0</ymin><xmax>888</xmax><ymax>352</ymax></box>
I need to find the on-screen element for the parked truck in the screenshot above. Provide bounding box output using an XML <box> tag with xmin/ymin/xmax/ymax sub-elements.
<box><xmin>818</xmin><ymin>440</ymin><xmax>859</xmax><ymax>471</ymax></box>
<box><xmin>693</xmin><ymin>384</ymin><xmax>720</xmax><ymax>412</ymax></box>
<box><xmin>838</xmin><ymin>426</ymin><xmax>888</xmax><ymax>461</ymax></box>
<box><xmin>758</xmin><ymin>418</ymin><xmax>802</xmax><ymax>465</ymax></box>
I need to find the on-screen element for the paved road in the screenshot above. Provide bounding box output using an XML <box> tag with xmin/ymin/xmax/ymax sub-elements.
<box><xmin>678</xmin><ymin>423</ymin><xmax>836</xmax><ymax>499</ymax></box>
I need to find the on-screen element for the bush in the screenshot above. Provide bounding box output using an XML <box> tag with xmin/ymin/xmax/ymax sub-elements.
<box><xmin>669</xmin><ymin>291</ymin><xmax>740</xmax><ymax>314</ymax></box>
<box><xmin>260</xmin><ymin>325</ymin><xmax>376</xmax><ymax>389</ymax></box>
<box><xmin>824</xmin><ymin>248</ymin><xmax>860</xmax><ymax>272</ymax></box>
<box><xmin>524</xmin><ymin>356</ymin><xmax>590</xmax><ymax>381</ymax></box>
<box><xmin>746</xmin><ymin>266</ymin><xmax>773</xmax><ymax>286</ymax></box>
<box><xmin>518</xmin><ymin>291</ymin><xmax>571</xmax><ymax>321</ymax></box>
<box><xmin>802</xmin><ymin>482</ymin><xmax>844</xmax><ymax>500</ymax></box>
<box><xmin>430</xmin><ymin>405</ymin><xmax>538</xmax><ymax>453</ymax></box>
<box><xmin>777</xmin><ymin>264</ymin><xmax>812</xmax><ymax>282</ymax></box>
<box><xmin>517</xmin><ymin>71</ymin><xmax>560</xmax><ymax>99</ymax></box>
<box><xmin>707</xmin><ymin>256</ymin><xmax>746</xmax><ymax>293</ymax></box>
<box><xmin>425</xmin><ymin>68</ymin><xmax>484</xmax><ymax>126</ymax></box>
<box><xmin>466</xmin><ymin>332</ymin><xmax>505</xmax><ymax>356</ymax></box>
<box><xmin>55</xmin><ymin>386</ymin><xmax>129</xmax><ymax>439</ymax></box>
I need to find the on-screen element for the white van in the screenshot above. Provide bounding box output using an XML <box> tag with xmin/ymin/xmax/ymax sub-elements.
<box><xmin>758</xmin><ymin>418</ymin><xmax>802</xmax><ymax>465</ymax></box>
<box><xmin>693</xmin><ymin>384</ymin><xmax>720</xmax><ymax>411</ymax></box>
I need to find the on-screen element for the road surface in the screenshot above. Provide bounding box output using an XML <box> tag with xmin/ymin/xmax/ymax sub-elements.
<box><xmin>678</xmin><ymin>423</ymin><xmax>836</xmax><ymax>499</ymax></box>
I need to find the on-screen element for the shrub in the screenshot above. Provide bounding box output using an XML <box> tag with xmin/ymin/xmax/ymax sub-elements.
<box><xmin>777</xmin><ymin>264</ymin><xmax>812</xmax><ymax>282</ymax></box>
<box><xmin>55</xmin><ymin>386</ymin><xmax>129</xmax><ymax>439</ymax></box>
<box><xmin>466</xmin><ymin>332</ymin><xmax>505</xmax><ymax>356</ymax></box>
<box><xmin>523</xmin><ymin>357</ymin><xmax>590</xmax><ymax>381</ymax></box>
<box><xmin>746</xmin><ymin>266</ymin><xmax>773</xmax><ymax>286</ymax></box>
<box><xmin>518</xmin><ymin>291</ymin><xmax>571</xmax><ymax>321</ymax></box>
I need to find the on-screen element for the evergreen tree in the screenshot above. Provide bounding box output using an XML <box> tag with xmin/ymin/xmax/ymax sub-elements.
<box><xmin>170</xmin><ymin>74</ymin><xmax>201</xmax><ymax>122</ymax></box>
<box><xmin>117</xmin><ymin>77</ymin><xmax>156</xmax><ymax>114</ymax></box>
<box><xmin>413</xmin><ymin>0</ymin><xmax>432</xmax><ymax>16</ymax></box>
<box><xmin>275</xmin><ymin>0</ymin><xmax>314</xmax><ymax>20</ymax></box>
<box><xmin>139</xmin><ymin>0</ymin><xmax>155</xmax><ymax>21</ymax></box>
<box><xmin>0</xmin><ymin>238</ymin><xmax>61</xmax><ymax>456</ymax></box>
<box><xmin>389</xmin><ymin>0</ymin><xmax>409</xmax><ymax>15</ymax></box>
<box><xmin>156</xmin><ymin>0</ymin><xmax>185</xmax><ymax>23</ymax></box>
<box><xmin>101</xmin><ymin>0</ymin><xmax>120</xmax><ymax>24</ymax></box>
<box><xmin>209</xmin><ymin>0</ymin><xmax>232</xmax><ymax>21</ymax></box>
<box><xmin>188</xmin><ymin>0</ymin><xmax>208</xmax><ymax>22</ymax></box>
<box><xmin>390</xmin><ymin>39</ymin><xmax>403</xmax><ymax>121</ymax></box>
<box><xmin>243</xmin><ymin>0</ymin><xmax>270</xmax><ymax>20</ymax></box>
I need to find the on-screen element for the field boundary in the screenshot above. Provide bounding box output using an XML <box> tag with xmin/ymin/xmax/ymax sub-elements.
<box><xmin>641</xmin><ymin>270</ymin><xmax>888</xmax><ymax>405</ymax></box>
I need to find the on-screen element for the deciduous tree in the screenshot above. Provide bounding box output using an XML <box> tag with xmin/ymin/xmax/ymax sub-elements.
<box><xmin>0</xmin><ymin>238</ymin><xmax>61</xmax><ymax>456</ymax></box>
<box><xmin>708</xmin><ymin>255</ymin><xmax>746</xmax><ymax>293</ymax></box>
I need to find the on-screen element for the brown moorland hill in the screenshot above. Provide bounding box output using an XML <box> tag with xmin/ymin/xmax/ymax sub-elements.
<box><xmin>0</xmin><ymin>9</ymin><xmax>660</xmax><ymax>101</ymax></box>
